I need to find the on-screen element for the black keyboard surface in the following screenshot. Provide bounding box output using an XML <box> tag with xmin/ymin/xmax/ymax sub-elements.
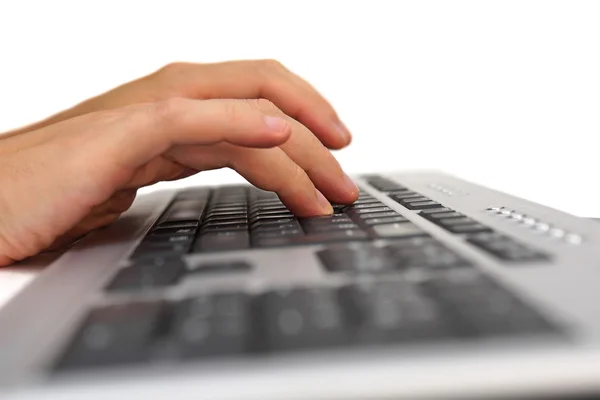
<box><xmin>54</xmin><ymin>175</ymin><xmax>560</xmax><ymax>372</ymax></box>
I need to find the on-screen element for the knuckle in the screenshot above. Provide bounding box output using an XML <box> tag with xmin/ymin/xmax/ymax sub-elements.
<box><xmin>150</xmin><ymin>97</ymin><xmax>186</xmax><ymax>124</ymax></box>
<box><xmin>222</xmin><ymin>101</ymin><xmax>243</xmax><ymax>124</ymax></box>
<box><xmin>156</xmin><ymin>62</ymin><xmax>189</xmax><ymax>78</ymax></box>
<box><xmin>257</xmin><ymin>58</ymin><xmax>285</xmax><ymax>71</ymax></box>
<box><xmin>243</xmin><ymin>98</ymin><xmax>283</xmax><ymax>117</ymax></box>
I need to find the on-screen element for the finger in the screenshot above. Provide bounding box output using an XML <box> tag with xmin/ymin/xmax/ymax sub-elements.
<box><xmin>249</xmin><ymin>99</ymin><xmax>359</xmax><ymax>204</ymax></box>
<box><xmin>97</xmin><ymin>98</ymin><xmax>292</xmax><ymax>170</ymax></box>
<box><xmin>170</xmin><ymin>143</ymin><xmax>333</xmax><ymax>216</ymax></box>
<box><xmin>156</xmin><ymin>61</ymin><xmax>351</xmax><ymax>149</ymax></box>
<box><xmin>228</xmin><ymin>146</ymin><xmax>333</xmax><ymax>216</ymax></box>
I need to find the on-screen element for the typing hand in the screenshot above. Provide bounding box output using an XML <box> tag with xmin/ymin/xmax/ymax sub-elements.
<box><xmin>0</xmin><ymin>98</ymin><xmax>358</xmax><ymax>266</ymax></box>
<box><xmin>6</xmin><ymin>60</ymin><xmax>352</xmax><ymax>149</ymax></box>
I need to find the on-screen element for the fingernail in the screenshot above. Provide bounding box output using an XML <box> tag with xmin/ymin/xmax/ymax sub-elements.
<box><xmin>334</xmin><ymin>121</ymin><xmax>352</xmax><ymax>143</ymax></box>
<box><xmin>343</xmin><ymin>173</ymin><xmax>359</xmax><ymax>195</ymax></box>
<box><xmin>264</xmin><ymin>115</ymin><xmax>288</xmax><ymax>132</ymax></box>
<box><xmin>315</xmin><ymin>189</ymin><xmax>333</xmax><ymax>214</ymax></box>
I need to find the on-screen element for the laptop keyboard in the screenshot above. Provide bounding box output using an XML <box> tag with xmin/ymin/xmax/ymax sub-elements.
<box><xmin>54</xmin><ymin>175</ymin><xmax>560</xmax><ymax>372</ymax></box>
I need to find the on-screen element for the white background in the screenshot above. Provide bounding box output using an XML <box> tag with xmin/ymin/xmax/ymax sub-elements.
<box><xmin>0</xmin><ymin>0</ymin><xmax>599</xmax><ymax>216</ymax></box>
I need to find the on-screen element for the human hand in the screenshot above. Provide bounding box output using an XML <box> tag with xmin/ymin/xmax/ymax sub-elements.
<box><xmin>6</xmin><ymin>60</ymin><xmax>352</xmax><ymax>149</ymax></box>
<box><xmin>0</xmin><ymin>98</ymin><xmax>359</xmax><ymax>266</ymax></box>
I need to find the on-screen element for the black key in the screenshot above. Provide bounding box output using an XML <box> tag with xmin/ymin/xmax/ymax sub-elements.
<box><xmin>251</xmin><ymin>218</ymin><xmax>297</xmax><ymax>229</ymax></box>
<box><xmin>445</xmin><ymin>223</ymin><xmax>493</xmax><ymax>234</ymax></box>
<box><xmin>390</xmin><ymin>192</ymin><xmax>423</xmax><ymax>200</ymax></box>
<box><xmin>402</xmin><ymin>201</ymin><xmax>443</xmax><ymax>210</ymax></box>
<box><xmin>352</xmin><ymin>197</ymin><xmax>381</xmax><ymax>205</ymax></box>
<box><xmin>206</xmin><ymin>205</ymin><xmax>247</xmax><ymax>213</ymax></box>
<box><xmin>150</xmin><ymin>226</ymin><xmax>197</xmax><ymax>236</ymax></box>
<box><xmin>106</xmin><ymin>259</ymin><xmax>185</xmax><ymax>291</ymax></box>
<box><xmin>55</xmin><ymin>302</ymin><xmax>163</xmax><ymax>369</ymax></box>
<box><xmin>252</xmin><ymin>221</ymin><xmax>302</xmax><ymax>232</ymax></box>
<box><xmin>467</xmin><ymin>234</ymin><xmax>549</xmax><ymax>262</ymax></box>
<box><xmin>201</xmin><ymin>224</ymin><xmax>248</xmax><ymax>233</ymax></box>
<box><xmin>252</xmin><ymin>229</ymin><xmax>304</xmax><ymax>238</ymax></box>
<box><xmin>384</xmin><ymin>240</ymin><xmax>472</xmax><ymax>270</ymax></box>
<box><xmin>437</xmin><ymin>217</ymin><xmax>478</xmax><ymax>226</ymax></box>
<box><xmin>304</xmin><ymin>223</ymin><xmax>359</xmax><ymax>234</ymax></box>
<box><xmin>424</xmin><ymin>211</ymin><xmax>464</xmax><ymax>219</ymax></box>
<box><xmin>144</xmin><ymin>234</ymin><xmax>195</xmax><ymax>244</ymax></box>
<box><xmin>254</xmin><ymin>229</ymin><xmax>368</xmax><ymax>247</ymax></box>
<box><xmin>302</xmin><ymin>230</ymin><xmax>369</xmax><ymax>243</ymax></box>
<box><xmin>203</xmin><ymin>219</ymin><xmax>248</xmax><ymax>228</ymax></box>
<box><xmin>193</xmin><ymin>231</ymin><xmax>251</xmax><ymax>252</ymax></box>
<box><xmin>188</xmin><ymin>261</ymin><xmax>251</xmax><ymax>274</ymax></box>
<box><xmin>422</xmin><ymin>272</ymin><xmax>556</xmax><ymax>336</ymax></box>
<box><xmin>250</xmin><ymin>213</ymin><xmax>295</xmax><ymax>222</ymax></box>
<box><xmin>419</xmin><ymin>207</ymin><xmax>453</xmax><ymax>215</ymax></box>
<box><xmin>356</xmin><ymin>211</ymin><xmax>401</xmax><ymax>220</ymax></box>
<box><xmin>370</xmin><ymin>222</ymin><xmax>428</xmax><ymax>238</ymax></box>
<box><xmin>249</xmin><ymin>209</ymin><xmax>293</xmax><ymax>218</ymax></box>
<box><xmin>170</xmin><ymin>294</ymin><xmax>251</xmax><ymax>358</ymax></box>
<box><xmin>344</xmin><ymin>202</ymin><xmax>386</xmax><ymax>210</ymax></box>
<box><xmin>203</xmin><ymin>213</ymin><xmax>248</xmax><ymax>223</ymax></box>
<box><xmin>318</xmin><ymin>243</ymin><xmax>394</xmax><ymax>274</ymax></box>
<box><xmin>364</xmin><ymin>177</ymin><xmax>407</xmax><ymax>192</ymax></box>
<box><xmin>155</xmin><ymin>220</ymin><xmax>200</xmax><ymax>229</ymax></box>
<box><xmin>301</xmin><ymin>214</ymin><xmax>352</xmax><ymax>225</ymax></box>
<box><xmin>363</xmin><ymin>216</ymin><xmax>409</xmax><ymax>225</ymax></box>
<box><xmin>339</xmin><ymin>281</ymin><xmax>451</xmax><ymax>344</ymax></box>
<box><xmin>347</xmin><ymin>206</ymin><xmax>393</xmax><ymax>215</ymax></box>
<box><xmin>258</xmin><ymin>288</ymin><xmax>349</xmax><ymax>351</ymax></box>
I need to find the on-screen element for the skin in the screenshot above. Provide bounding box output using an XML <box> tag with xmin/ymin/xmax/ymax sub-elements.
<box><xmin>0</xmin><ymin>60</ymin><xmax>359</xmax><ymax>267</ymax></box>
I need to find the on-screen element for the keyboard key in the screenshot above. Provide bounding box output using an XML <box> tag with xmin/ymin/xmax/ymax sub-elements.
<box><xmin>347</xmin><ymin>206</ymin><xmax>393</xmax><ymax>215</ymax></box>
<box><xmin>254</xmin><ymin>229</ymin><xmax>368</xmax><ymax>248</ymax></box>
<box><xmin>304</xmin><ymin>223</ymin><xmax>359</xmax><ymax>234</ymax></box>
<box><xmin>106</xmin><ymin>259</ymin><xmax>185</xmax><ymax>291</ymax></box>
<box><xmin>144</xmin><ymin>234</ymin><xmax>195</xmax><ymax>244</ymax></box>
<box><xmin>258</xmin><ymin>288</ymin><xmax>349</xmax><ymax>351</ymax></box>
<box><xmin>150</xmin><ymin>226</ymin><xmax>197</xmax><ymax>236</ymax></box>
<box><xmin>155</xmin><ymin>220</ymin><xmax>200</xmax><ymax>229</ymax></box>
<box><xmin>252</xmin><ymin>221</ymin><xmax>302</xmax><ymax>232</ymax></box>
<box><xmin>363</xmin><ymin>216</ymin><xmax>409</xmax><ymax>225</ymax></box>
<box><xmin>318</xmin><ymin>243</ymin><xmax>395</xmax><ymax>274</ymax></box>
<box><xmin>371</xmin><ymin>222</ymin><xmax>427</xmax><ymax>238</ymax></box>
<box><xmin>402</xmin><ymin>200</ymin><xmax>444</xmax><ymax>210</ymax></box>
<box><xmin>422</xmin><ymin>272</ymin><xmax>556</xmax><ymax>336</ymax></box>
<box><xmin>357</xmin><ymin>211</ymin><xmax>401</xmax><ymax>220</ymax></box>
<box><xmin>467</xmin><ymin>234</ymin><xmax>549</xmax><ymax>262</ymax></box>
<box><xmin>384</xmin><ymin>241</ymin><xmax>472</xmax><ymax>270</ymax></box>
<box><xmin>390</xmin><ymin>192</ymin><xmax>423</xmax><ymax>200</ymax></box>
<box><xmin>203</xmin><ymin>219</ymin><xmax>248</xmax><ymax>228</ymax></box>
<box><xmin>344</xmin><ymin>202</ymin><xmax>386</xmax><ymax>210</ymax></box>
<box><xmin>201</xmin><ymin>223</ymin><xmax>248</xmax><ymax>233</ymax></box>
<box><xmin>170</xmin><ymin>293</ymin><xmax>251</xmax><ymax>358</ymax></box>
<box><xmin>193</xmin><ymin>231</ymin><xmax>251</xmax><ymax>252</ymax></box>
<box><xmin>437</xmin><ymin>217</ymin><xmax>478</xmax><ymax>226</ymax></box>
<box><xmin>425</xmin><ymin>211</ymin><xmax>464</xmax><ymax>219</ymax></box>
<box><xmin>419</xmin><ymin>207</ymin><xmax>453</xmax><ymax>214</ymax></box>
<box><xmin>188</xmin><ymin>261</ymin><xmax>252</xmax><ymax>274</ymax></box>
<box><xmin>56</xmin><ymin>302</ymin><xmax>163</xmax><ymax>369</ymax></box>
<box><xmin>444</xmin><ymin>223</ymin><xmax>493</xmax><ymax>234</ymax></box>
<box><xmin>203</xmin><ymin>213</ymin><xmax>248</xmax><ymax>223</ymax></box>
<box><xmin>339</xmin><ymin>281</ymin><xmax>452</xmax><ymax>344</ymax></box>
<box><xmin>252</xmin><ymin>229</ymin><xmax>304</xmax><ymax>238</ymax></box>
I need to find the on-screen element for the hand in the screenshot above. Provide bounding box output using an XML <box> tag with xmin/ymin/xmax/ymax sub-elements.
<box><xmin>5</xmin><ymin>60</ymin><xmax>352</xmax><ymax>149</ymax></box>
<box><xmin>0</xmin><ymin>98</ymin><xmax>359</xmax><ymax>266</ymax></box>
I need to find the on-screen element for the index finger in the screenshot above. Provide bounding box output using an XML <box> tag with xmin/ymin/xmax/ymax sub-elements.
<box><xmin>155</xmin><ymin>60</ymin><xmax>352</xmax><ymax>150</ymax></box>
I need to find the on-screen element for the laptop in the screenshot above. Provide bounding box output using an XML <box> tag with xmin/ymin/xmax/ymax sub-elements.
<box><xmin>1</xmin><ymin>170</ymin><xmax>599</xmax><ymax>400</ymax></box>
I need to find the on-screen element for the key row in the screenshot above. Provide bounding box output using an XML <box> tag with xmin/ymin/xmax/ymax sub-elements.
<box><xmin>57</xmin><ymin>271</ymin><xmax>559</xmax><ymax>371</ymax></box>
